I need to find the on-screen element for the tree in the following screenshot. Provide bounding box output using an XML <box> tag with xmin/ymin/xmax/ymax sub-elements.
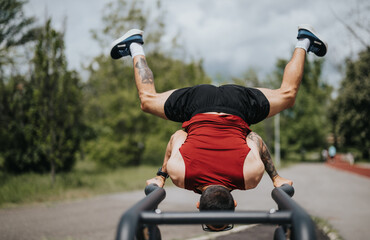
<box><xmin>0</xmin><ymin>0</ymin><xmax>40</xmax><ymax>170</ymax></box>
<box><xmin>330</xmin><ymin>48</ymin><xmax>370</xmax><ymax>160</ymax></box>
<box><xmin>29</xmin><ymin>19</ymin><xmax>83</xmax><ymax>180</ymax></box>
<box><xmin>331</xmin><ymin>0</ymin><xmax>370</xmax><ymax>49</ymax></box>
<box><xmin>329</xmin><ymin>1</ymin><xmax>370</xmax><ymax>160</ymax></box>
<box><xmin>230</xmin><ymin>68</ymin><xmax>274</xmax><ymax>148</ymax></box>
<box><xmin>2</xmin><ymin>19</ymin><xmax>83</xmax><ymax>185</ymax></box>
<box><xmin>90</xmin><ymin>0</ymin><xmax>166</xmax><ymax>53</ymax></box>
<box><xmin>83</xmin><ymin>0</ymin><xmax>211</xmax><ymax>167</ymax></box>
<box><xmin>0</xmin><ymin>0</ymin><xmax>39</xmax><ymax>72</ymax></box>
<box><xmin>272</xmin><ymin>56</ymin><xmax>332</xmax><ymax>160</ymax></box>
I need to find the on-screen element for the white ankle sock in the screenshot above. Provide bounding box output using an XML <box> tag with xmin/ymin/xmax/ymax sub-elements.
<box><xmin>130</xmin><ymin>42</ymin><xmax>145</xmax><ymax>58</ymax></box>
<box><xmin>295</xmin><ymin>38</ymin><xmax>311</xmax><ymax>52</ymax></box>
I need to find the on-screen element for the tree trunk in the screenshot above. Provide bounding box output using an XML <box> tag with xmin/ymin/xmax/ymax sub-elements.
<box><xmin>51</xmin><ymin>158</ymin><xmax>55</xmax><ymax>186</ymax></box>
<box><xmin>50</xmin><ymin>126</ymin><xmax>56</xmax><ymax>186</ymax></box>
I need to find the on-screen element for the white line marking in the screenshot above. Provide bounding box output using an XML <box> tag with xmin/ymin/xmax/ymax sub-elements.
<box><xmin>186</xmin><ymin>224</ymin><xmax>258</xmax><ymax>240</ymax></box>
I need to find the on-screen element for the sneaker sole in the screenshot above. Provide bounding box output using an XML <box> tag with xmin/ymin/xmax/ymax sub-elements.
<box><xmin>298</xmin><ymin>24</ymin><xmax>328</xmax><ymax>56</ymax></box>
<box><xmin>110</xmin><ymin>29</ymin><xmax>143</xmax><ymax>59</ymax></box>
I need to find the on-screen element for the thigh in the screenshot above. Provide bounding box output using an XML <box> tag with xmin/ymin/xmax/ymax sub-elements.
<box><xmin>257</xmin><ymin>87</ymin><xmax>291</xmax><ymax>118</ymax></box>
<box><xmin>142</xmin><ymin>89</ymin><xmax>176</xmax><ymax>119</ymax></box>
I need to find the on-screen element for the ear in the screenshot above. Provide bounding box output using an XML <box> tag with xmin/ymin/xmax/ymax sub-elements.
<box><xmin>234</xmin><ymin>200</ymin><xmax>238</xmax><ymax>207</ymax></box>
<box><xmin>196</xmin><ymin>201</ymin><xmax>200</xmax><ymax>209</ymax></box>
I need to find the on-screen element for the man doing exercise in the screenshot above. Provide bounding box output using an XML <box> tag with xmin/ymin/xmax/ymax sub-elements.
<box><xmin>110</xmin><ymin>25</ymin><xmax>327</xmax><ymax>231</ymax></box>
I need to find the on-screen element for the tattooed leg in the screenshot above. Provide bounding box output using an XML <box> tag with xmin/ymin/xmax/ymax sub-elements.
<box><xmin>132</xmin><ymin>56</ymin><xmax>176</xmax><ymax>119</ymax></box>
<box><xmin>247</xmin><ymin>132</ymin><xmax>278</xmax><ymax>180</ymax></box>
<box><xmin>133</xmin><ymin>56</ymin><xmax>155</xmax><ymax>93</ymax></box>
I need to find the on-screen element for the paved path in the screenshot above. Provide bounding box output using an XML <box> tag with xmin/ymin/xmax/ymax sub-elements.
<box><xmin>0</xmin><ymin>163</ymin><xmax>369</xmax><ymax>240</ymax></box>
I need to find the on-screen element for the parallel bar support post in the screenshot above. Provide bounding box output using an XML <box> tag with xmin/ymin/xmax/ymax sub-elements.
<box><xmin>272</xmin><ymin>186</ymin><xmax>316</xmax><ymax>240</ymax></box>
<box><xmin>115</xmin><ymin>187</ymin><xmax>166</xmax><ymax>240</ymax></box>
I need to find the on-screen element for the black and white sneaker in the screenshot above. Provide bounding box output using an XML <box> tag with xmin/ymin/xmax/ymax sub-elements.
<box><xmin>297</xmin><ymin>24</ymin><xmax>328</xmax><ymax>57</ymax></box>
<box><xmin>110</xmin><ymin>29</ymin><xmax>144</xmax><ymax>59</ymax></box>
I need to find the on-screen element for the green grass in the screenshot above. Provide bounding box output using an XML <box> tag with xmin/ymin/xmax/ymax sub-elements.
<box><xmin>0</xmin><ymin>158</ymin><xmax>296</xmax><ymax>208</ymax></box>
<box><xmin>0</xmin><ymin>152</ymin><xmax>322</xmax><ymax>208</ymax></box>
<box><xmin>0</xmin><ymin>161</ymin><xmax>164</xmax><ymax>208</ymax></box>
<box><xmin>312</xmin><ymin>216</ymin><xmax>343</xmax><ymax>240</ymax></box>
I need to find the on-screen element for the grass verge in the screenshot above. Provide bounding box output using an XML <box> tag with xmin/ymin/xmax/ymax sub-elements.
<box><xmin>0</xmin><ymin>161</ymin><xmax>164</xmax><ymax>208</ymax></box>
<box><xmin>0</xmin><ymin>156</ymin><xmax>320</xmax><ymax>208</ymax></box>
<box><xmin>312</xmin><ymin>216</ymin><xmax>343</xmax><ymax>240</ymax></box>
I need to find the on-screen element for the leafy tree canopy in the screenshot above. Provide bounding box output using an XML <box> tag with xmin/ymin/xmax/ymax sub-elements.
<box><xmin>83</xmin><ymin>0</ymin><xmax>211</xmax><ymax>167</ymax></box>
<box><xmin>330</xmin><ymin>47</ymin><xmax>370</xmax><ymax>160</ymax></box>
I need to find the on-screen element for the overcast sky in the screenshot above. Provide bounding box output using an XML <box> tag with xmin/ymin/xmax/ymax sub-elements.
<box><xmin>25</xmin><ymin>0</ymin><xmax>369</xmax><ymax>89</ymax></box>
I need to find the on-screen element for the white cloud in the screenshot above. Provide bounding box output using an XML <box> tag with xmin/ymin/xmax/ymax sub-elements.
<box><xmin>25</xmin><ymin>0</ymin><xmax>368</xmax><ymax>88</ymax></box>
<box><xmin>25</xmin><ymin>0</ymin><xmax>106</xmax><ymax>70</ymax></box>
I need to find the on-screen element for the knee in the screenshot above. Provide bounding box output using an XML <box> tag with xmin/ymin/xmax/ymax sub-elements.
<box><xmin>139</xmin><ymin>91</ymin><xmax>154</xmax><ymax>113</ymax></box>
<box><xmin>140</xmin><ymin>101</ymin><xmax>149</xmax><ymax>113</ymax></box>
<box><xmin>280</xmin><ymin>87</ymin><xmax>297</xmax><ymax>109</ymax></box>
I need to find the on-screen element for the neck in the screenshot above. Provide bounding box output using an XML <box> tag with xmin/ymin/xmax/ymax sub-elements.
<box><xmin>198</xmin><ymin>185</ymin><xmax>231</xmax><ymax>193</ymax></box>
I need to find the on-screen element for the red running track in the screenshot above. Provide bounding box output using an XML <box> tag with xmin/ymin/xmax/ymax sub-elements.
<box><xmin>326</xmin><ymin>155</ymin><xmax>370</xmax><ymax>178</ymax></box>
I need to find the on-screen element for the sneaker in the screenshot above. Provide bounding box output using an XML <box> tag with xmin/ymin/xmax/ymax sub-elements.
<box><xmin>297</xmin><ymin>24</ymin><xmax>328</xmax><ymax>57</ymax></box>
<box><xmin>110</xmin><ymin>29</ymin><xmax>144</xmax><ymax>59</ymax></box>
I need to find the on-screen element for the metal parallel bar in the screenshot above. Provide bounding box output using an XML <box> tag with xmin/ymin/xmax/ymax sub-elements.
<box><xmin>140</xmin><ymin>211</ymin><xmax>292</xmax><ymax>225</ymax></box>
<box><xmin>116</xmin><ymin>184</ymin><xmax>316</xmax><ymax>240</ymax></box>
<box><xmin>115</xmin><ymin>187</ymin><xmax>166</xmax><ymax>240</ymax></box>
<box><xmin>272</xmin><ymin>185</ymin><xmax>316</xmax><ymax>240</ymax></box>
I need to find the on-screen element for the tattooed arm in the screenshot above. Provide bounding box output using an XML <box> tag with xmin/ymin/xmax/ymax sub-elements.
<box><xmin>146</xmin><ymin>130</ymin><xmax>187</xmax><ymax>188</ymax></box>
<box><xmin>247</xmin><ymin>132</ymin><xmax>277</xmax><ymax>179</ymax></box>
<box><xmin>247</xmin><ymin>132</ymin><xmax>293</xmax><ymax>187</ymax></box>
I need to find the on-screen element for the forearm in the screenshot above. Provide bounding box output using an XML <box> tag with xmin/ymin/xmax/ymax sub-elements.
<box><xmin>259</xmin><ymin>139</ymin><xmax>278</xmax><ymax>181</ymax></box>
<box><xmin>247</xmin><ymin>132</ymin><xmax>278</xmax><ymax>180</ymax></box>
